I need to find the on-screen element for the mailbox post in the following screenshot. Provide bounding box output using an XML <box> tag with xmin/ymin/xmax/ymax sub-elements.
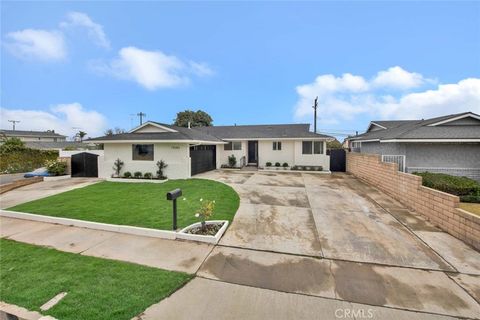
<box><xmin>166</xmin><ymin>188</ymin><xmax>182</xmax><ymax>230</ymax></box>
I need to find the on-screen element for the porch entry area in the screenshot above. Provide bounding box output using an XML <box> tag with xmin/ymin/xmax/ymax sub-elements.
<box><xmin>248</xmin><ymin>141</ymin><xmax>258</xmax><ymax>166</ymax></box>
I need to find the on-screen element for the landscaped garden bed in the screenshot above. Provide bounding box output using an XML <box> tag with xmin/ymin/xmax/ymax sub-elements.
<box><xmin>0</xmin><ymin>239</ymin><xmax>191</xmax><ymax>320</ymax></box>
<box><xmin>7</xmin><ymin>179</ymin><xmax>239</xmax><ymax>231</ymax></box>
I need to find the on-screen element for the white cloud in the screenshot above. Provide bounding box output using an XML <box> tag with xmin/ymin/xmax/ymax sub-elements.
<box><xmin>93</xmin><ymin>46</ymin><xmax>213</xmax><ymax>90</ymax></box>
<box><xmin>294</xmin><ymin>67</ymin><xmax>480</xmax><ymax>126</ymax></box>
<box><xmin>372</xmin><ymin>66</ymin><xmax>430</xmax><ymax>90</ymax></box>
<box><xmin>60</xmin><ymin>11</ymin><xmax>110</xmax><ymax>49</ymax></box>
<box><xmin>0</xmin><ymin>103</ymin><xmax>107</xmax><ymax>138</ymax></box>
<box><xmin>4</xmin><ymin>29</ymin><xmax>66</xmax><ymax>61</ymax></box>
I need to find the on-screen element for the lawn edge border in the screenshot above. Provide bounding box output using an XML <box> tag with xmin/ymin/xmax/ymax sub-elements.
<box><xmin>0</xmin><ymin>300</ymin><xmax>57</xmax><ymax>320</ymax></box>
<box><xmin>0</xmin><ymin>209</ymin><xmax>176</xmax><ymax>239</ymax></box>
<box><xmin>106</xmin><ymin>177</ymin><xmax>169</xmax><ymax>183</ymax></box>
<box><xmin>0</xmin><ymin>210</ymin><xmax>229</xmax><ymax>244</ymax></box>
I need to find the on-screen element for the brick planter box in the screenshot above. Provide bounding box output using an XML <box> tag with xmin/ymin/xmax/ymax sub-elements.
<box><xmin>346</xmin><ymin>152</ymin><xmax>480</xmax><ymax>250</ymax></box>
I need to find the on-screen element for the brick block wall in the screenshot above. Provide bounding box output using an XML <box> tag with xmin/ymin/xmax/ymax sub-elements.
<box><xmin>0</xmin><ymin>176</ymin><xmax>43</xmax><ymax>194</ymax></box>
<box><xmin>347</xmin><ymin>152</ymin><xmax>480</xmax><ymax>250</ymax></box>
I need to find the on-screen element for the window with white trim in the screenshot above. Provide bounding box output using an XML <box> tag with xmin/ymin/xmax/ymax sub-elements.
<box><xmin>302</xmin><ymin>141</ymin><xmax>323</xmax><ymax>154</ymax></box>
<box><xmin>273</xmin><ymin>141</ymin><xmax>282</xmax><ymax>151</ymax></box>
<box><xmin>132</xmin><ymin>144</ymin><xmax>154</xmax><ymax>161</ymax></box>
<box><xmin>351</xmin><ymin>141</ymin><xmax>362</xmax><ymax>148</ymax></box>
<box><xmin>224</xmin><ymin>141</ymin><xmax>242</xmax><ymax>151</ymax></box>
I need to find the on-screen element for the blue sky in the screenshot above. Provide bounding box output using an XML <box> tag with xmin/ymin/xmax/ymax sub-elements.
<box><xmin>1</xmin><ymin>1</ymin><xmax>479</xmax><ymax>139</ymax></box>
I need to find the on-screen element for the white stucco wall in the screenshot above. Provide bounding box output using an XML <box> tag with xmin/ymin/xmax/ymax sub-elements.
<box><xmin>216</xmin><ymin>139</ymin><xmax>330</xmax><ymax>170</ymax></box>
<box><xmin>258</xmin><ymin>140</ymin><xmax>295</xmax><ymax>167</ymax></box>
<box><xmin>293</xmin><ymin>140</ymin><xmax>330</xmax><ymax>170</ymax></box>
<box><xmin>101</xmin><ymin>143</ymin><xmax>190</xmax><ymax>179</ymax></box>
<box><xmin>216</xmin><ymin>141</ymin><xmax>248</xmax><ymax>168</ymax></box>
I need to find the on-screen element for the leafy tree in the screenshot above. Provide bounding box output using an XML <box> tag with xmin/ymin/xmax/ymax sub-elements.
<box><xmin>104</xmin><ymin>127</ymin><xmax>126</xmax><ymax>136</ymax></box>
<box><xmin>173</xmin><ymin>110</ymin><xmax>213</xmax><ymax>127</ymax></box>
<box><xmin>327</xmin><ymin>139</ymin><xmax>343</xmax><ymax>149</ymax></box>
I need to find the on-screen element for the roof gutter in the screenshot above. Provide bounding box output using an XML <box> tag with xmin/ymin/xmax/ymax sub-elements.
<box><xmin>86</xmin><ymin>139</ymin><xmax>227</xmax><ymax>144</ymax></box>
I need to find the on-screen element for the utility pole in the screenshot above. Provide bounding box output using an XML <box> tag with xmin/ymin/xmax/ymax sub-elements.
<box><xmin>137</xmin><ymin>112</ymin><xmax>146</xmax><ymax>125</ymax></box>
<box><xmin>8</xmin><ymin>120</ymin><xmax>20</xmax><ymax>131</ymax></box>
<box><xmin>312</xmin><ymin>97</ymin><xmax>318</xmax><ymax>133</ymax></box>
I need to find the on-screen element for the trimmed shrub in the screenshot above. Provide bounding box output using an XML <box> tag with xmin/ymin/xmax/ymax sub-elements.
<box><xmin>134</xmin><ymin>171</ymin><xmax>142</xmax><ymax>178</ymax></box>
<box><xmin>156</xmin><ymin>160</ymin><xmax>168</xmax><ymax>179</ymax></box>
<box><xmin>112</xmin><ymin>158</ymin><xmax>124</xmax><ymax>177</ymax></box>
<box><xmin>413</xmin><ymin>172</ymin><xmax>480</xmax><ymax>196</ymax></box>
<box><xmin>275</xmin><ymin>162</ymin><xmax>281</xmax><ymax>167</ymax></box>
<box><xmin>460</xmin><ymin>194</ymin><xmax>480</xmax><ymax>203</ymax></box>
<box><xmin>123</xmin><ymin>171</ymin><xmax>132</xmax><ymax>178</ymax></box>
<box><xmin>228</xmin><ymin>154</ymin><xmax>237</xmax><ymax>167</ymax></box>
<box><xmin>266</xmin><ymin>162</ymin><xmax>272</xmax><ymax>167</ymax></box>
<box><xmin>0</xmin><ymin>146</ymin><xmax>58</xmax><ymax>174</ymax></box>
<box><xmin>45</xmin><ymin>159</ymin><xmax>67</xmax><ymax>176</ymax></box>
<box><xmin>282</xmin><ymin>162</ymin><xmax>289</xmax><ymax>168</ymax></box>
<box><xmin>144</xmin><ymin>172</ymin><xmax>153</xmax><ymax>179</ymax></box>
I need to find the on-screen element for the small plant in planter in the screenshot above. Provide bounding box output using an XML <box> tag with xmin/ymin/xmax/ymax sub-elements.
<box><xmin>282</xmin><ymin>162</ymin><xmax>289</xmax><ymax>169</ymax></box>
<box><xmin>112</xmin><ymin>158</ymin><xmax>124</xmax><ymax>177</ymax></box>
<box><xmin>123</xmin><ymin>171</ymin><xmax>132</xmax><ymax>178</ymax></box>
<box><xmin>266</xmin><ymin>162</ymin><xmax>272</xmax><ymax>167</ymax></box>
<box><xmin>156</xmin><ymin>160</ymin><xmax>168</xmax><ymax>180</ymax></box>
<box><xmin>144</xmin><ymin>172</ymin><xmax>153</xmax><ymax>179</ymax></box>
<box><xmin>186</xmin><ymin>199</ymin><xmax>224</xmax><ymax>236</ymax></box>
<box><xmin>134</xmin><ymin>171</ymin><xmax>142</xmax><ymax>178</ymax></box>
<box><xmin>275</xmin><ymin>162</ymin><xmax>281</xmax><ymax>167</ymax></box>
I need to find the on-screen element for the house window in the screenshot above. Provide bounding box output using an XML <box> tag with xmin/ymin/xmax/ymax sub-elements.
<box><xmin>273</xmin><ymin>141</ymin><xmax>282</xmax><ymax>151</ymax></box>
<box><xmin>302</xmin><ymin>141</ymin><xmax>323</xmax><ymax>154</ymax></box>
<box><xmin>224</xmin><ymin>142</ymin><xmax>241</xmax><ymax>151</ymax></box>
<box><xmin>351</xmin><ymin>141</ymin><xmax>362</xmax><ymax>148</ymax></box>
<box><xmin>132</xmin><ymin>144</ymin><xmax>154</xmax><ymax>161</ymax></box>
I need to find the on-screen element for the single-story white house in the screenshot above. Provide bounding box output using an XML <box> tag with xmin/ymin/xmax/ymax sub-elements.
<box><xmin>87</xmin><ymin>121</ymin><xmax>333</xmax><ymax>179</ymax></box>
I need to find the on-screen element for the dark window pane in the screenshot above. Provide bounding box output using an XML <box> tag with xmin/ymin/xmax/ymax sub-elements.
<box><xmin>132</xmin><ymin>144</ymin><xmax>154</xmax><ymax>161</ymax></box>
<box><xmin>272</xmin><ymin>142</ymin><xmax>276</xmax><ymax>150</ymax></box>
<box><xmin>302</xmin><ymin>141</ymin><xmax>312</xmax><ymax>154</ymax></box>
<box><xmin>314</xmin><ymin>141</ymin><xmax>323</xmax><ymax>154</ymax></box>
<box><xmin>233</xmin><ymin>142</ymin><xmax>242</xmax><ymax>150</ymax></box>
<box><xmin>224</xmin><ymin>142</ymin><xmax>232</xmax><ymax>150</ymax></box>
<box><xmin>278</xmin><ymin>142</ymin><xmax>282</xmax><ymax>150</ymax></box>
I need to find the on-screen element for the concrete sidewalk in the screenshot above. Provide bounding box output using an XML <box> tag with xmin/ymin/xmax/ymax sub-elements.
<box><xmin>0</xmin><ymin>217</ymin><xmax>212</xmax><ymax>273</ymax></box>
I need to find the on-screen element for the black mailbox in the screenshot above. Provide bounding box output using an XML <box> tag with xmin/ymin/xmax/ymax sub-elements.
<box><xmin>166</xmin><ymin>188</ymin><xmax>182</xmax><ymax>200</ymax></box>
<box><xmin>166</xmin><ymin>188</ymin><xmax>182</xmax><ymax>230</ymax></box>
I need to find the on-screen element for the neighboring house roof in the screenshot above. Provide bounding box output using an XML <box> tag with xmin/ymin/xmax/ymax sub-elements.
<box><xmin>87</xmin><ymin>122</ymin><xmax>333</xmax><ymax>143</ymax></box>
<box><xmin>196</xmin><ymin>123</ymin><xmax>333</xmax><ymax>140</ymax></box>
<box><xmin>25</xmin><ymin>141</ymin><xmax>91</xmax><ymax>150</ymax></box>
<box><xmin>351</xmin><ymin>112</ymin><xmax>480</xmax><ymax>142</ymax></box>
<box><xmin>0</xmin><ymin>129</ymin><xmax>67</xmax><ymax>138</ymax></box>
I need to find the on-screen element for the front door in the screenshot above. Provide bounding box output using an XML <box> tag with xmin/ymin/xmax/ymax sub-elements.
<box><xmin>248</xmin><ymin>141</ymin><xmax>258</xmax><ymax>164</ymax></box>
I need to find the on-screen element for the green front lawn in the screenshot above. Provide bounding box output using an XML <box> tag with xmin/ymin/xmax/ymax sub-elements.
<box><xmin>8</xmin><ymin>179</ymin><xmax>239</xmax><ymax>230</ymax></box>
<box><xmin>0</xmin><ymin>239</ymin><xmax>192</xmax><ymax>320</ymax></box>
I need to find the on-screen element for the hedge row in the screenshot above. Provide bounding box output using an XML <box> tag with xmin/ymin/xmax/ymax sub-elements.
<box><xmin>0</xmin><ymin>148</ymin><xmax>59</xmax><ymax>174</ymax></box>
<box><xmin>413</xmin><ymin>172</ymin><xmax>480</xmax><ymax>203</ymax></box>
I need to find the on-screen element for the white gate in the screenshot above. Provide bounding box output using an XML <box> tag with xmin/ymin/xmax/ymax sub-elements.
<box><xmin>381</xmin><ymin>155</ymin><xmax>406</xmax><ymax>172</ymax></box>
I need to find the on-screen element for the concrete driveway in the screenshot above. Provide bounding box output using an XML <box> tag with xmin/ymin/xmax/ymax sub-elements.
<box><xmin>148</xmin><ymin>170</ymin><xmax>480</xmax><ymax>319</ymax></box>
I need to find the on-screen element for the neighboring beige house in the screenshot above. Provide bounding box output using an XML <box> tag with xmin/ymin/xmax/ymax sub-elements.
<box><xmin>87</xmin><ymin>121</ymin><xmax>333</xmax><ymax>179</ymax></box>
<box><xmin>0</xmin><ymin>129</ymin><xmax>67</xmax><ymax>142</ymax></box>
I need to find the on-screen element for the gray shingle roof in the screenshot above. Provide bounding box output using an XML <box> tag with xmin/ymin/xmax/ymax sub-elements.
<box><xmin>87</xmin><ymin>123</ymin><xmax>224</xmax><ymax>143</ymax></box>
<box><xmin>0</xmin><ymin>129</ymin><xmax>66</xmax><ymax>138</ymax></box>
<box><xmin>351</xmin><ymin>112</ymin><xmax>480</xmax><ymax>141</ymax></box>
<box><xmin>25</xmin><ymin>141</ymin><xmax>91</xmax><ymax>150</ymax></box>
<box><xmin>87</xmin><ymin>122</ymin><xmax>333</xmax><ymax>142</ymax></box>
<box><xmin>196</xmin><ymin>123</ymin><xmax>332</xmax><ymax>139</ymax></box>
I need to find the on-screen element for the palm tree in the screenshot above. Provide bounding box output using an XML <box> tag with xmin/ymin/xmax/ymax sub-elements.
<box><xmin>78</xmin><ymin>131</ymin><xmax>87</xmax><ymax>142</ymax></box>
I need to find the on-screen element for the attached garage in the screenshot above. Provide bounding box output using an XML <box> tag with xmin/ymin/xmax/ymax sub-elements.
<box><xmin>190</xmin><ymin>145</ymin><xmax>216</xmax><ymax>175</ymax></box>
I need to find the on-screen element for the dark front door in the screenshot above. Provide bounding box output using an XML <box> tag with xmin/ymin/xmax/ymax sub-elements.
<box><xmin>248</xmin><ymin>141</ymin><xmax>258</xmax><ymax>164</ymax></box>
<box><xmin>190</xmin><ymin>145</ymin><xmax>216</xmax><ymax>175</ymax></box>
<box><xmin>329</xmin><ymin>149</ymin><xmax>346</xmax><ymax>172</ymax></box>
<box><xmin>71</xmin><ymin>152</ymin><xmax>99</xmax><ymax>177</ymax></box>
